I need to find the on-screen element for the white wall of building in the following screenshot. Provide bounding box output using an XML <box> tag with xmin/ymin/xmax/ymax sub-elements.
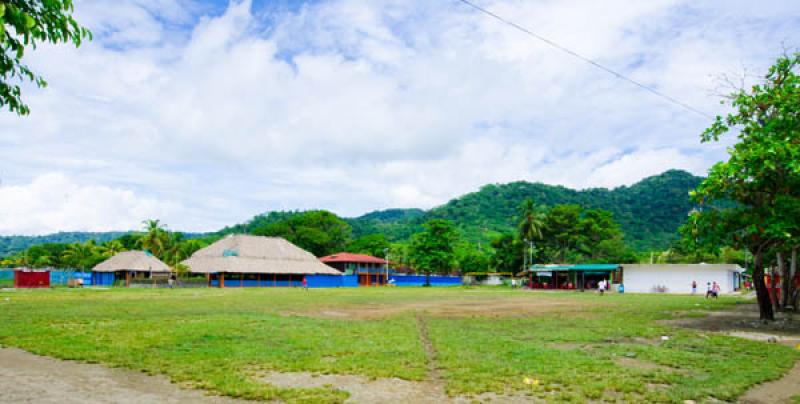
<box><xmin>622</xmin><ymin>264</ymin><xmax>743</xmax><ymax>294</ymax></box>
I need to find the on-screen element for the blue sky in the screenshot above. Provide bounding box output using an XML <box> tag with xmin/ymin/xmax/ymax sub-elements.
<box><xmin>0</xmin><ymin>0</ymin><xmax>798</xmax><ymax>235</ymax></box>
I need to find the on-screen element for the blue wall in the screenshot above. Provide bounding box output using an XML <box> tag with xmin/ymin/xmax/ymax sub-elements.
<box><xmin>50</xmin><ymin>271</ymin><xmax>93</xmax><ymax>285</ymax></box>
<box><xmin>307</xmin><ymin>274</ymin><xmax>357</xmax><ymax>288</ymax></box>
<box><xmin>390</xmin><ymin>275</ymin><xmax>461</xmax><ymax>287</ymax></box>
<box><xmin>92</xmin><ymin>272</ymin><xmax>115</xmax><ymax>286</ymax></box>
<box><xmin>210</xmin><ymin>274</ymin><xmax>357</xmax><ymax>288</ymax></box>
<box><xmin>0</xmin><ymin>270</ymin><xmax>13</xmax><ymax>282</ymax></box>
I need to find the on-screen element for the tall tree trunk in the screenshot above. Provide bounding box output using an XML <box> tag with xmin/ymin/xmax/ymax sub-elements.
<box><xmin>752</xmin><ymin>249</ymin><xmax>775</xmax><ymax>321</ymax></box>
<box><xmin>776</xmin><ymin>253</ymin><xmax>786</xmax><ymax>311</ymax></box>
<box><xmin>790</xmin><ymin>247</ymin><xmax>798</xmax><ymax>311</ymax></box>
<box><xmin>771</xmin><ymin>254</ymin><xmax>781</xmax><ymax>312</ymax></box>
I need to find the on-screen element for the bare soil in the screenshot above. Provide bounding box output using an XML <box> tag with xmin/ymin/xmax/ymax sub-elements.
<box><xmin>739</xmin><ymin>362</ymin><xmax>800</xmax><ymax>404</ymax></box>
<box><xmin>0</xmin><ymin>348</ymin><xmax>243</xmax><ymax>404</ymax></box>
<box><xmin>299</xmin><ymin>295</ymin><xmax>595</xmax><ymax>320</ymax></box>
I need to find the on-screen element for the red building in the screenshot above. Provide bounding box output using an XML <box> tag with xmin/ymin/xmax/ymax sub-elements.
<box><xmin>320</xmin><ymin>252</ymin><xmax>389</xmax><ymax>286</ymax></box>
<box><xmin>14</xmin><ymin>268</ymin><xmax>50</xmax><ymax>288</ymax></box>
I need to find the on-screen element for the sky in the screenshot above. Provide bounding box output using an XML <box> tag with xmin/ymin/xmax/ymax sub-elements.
<box><xmin>0</xmin><ymin>0</ymin><xmax>798</xmax><ymax>235</ymax></box>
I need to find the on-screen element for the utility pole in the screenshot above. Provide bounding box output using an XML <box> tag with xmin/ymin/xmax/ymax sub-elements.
<box><xmin>384</xmin><ymin>248</ymin><xmax>389</xmax><ymax>286</ymax></box>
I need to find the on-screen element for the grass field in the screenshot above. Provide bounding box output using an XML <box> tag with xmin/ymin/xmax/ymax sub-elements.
<box><xmin>0</xmin><ymin>287</ymin><xmax>797</xmax><ymax>403</ymax></box>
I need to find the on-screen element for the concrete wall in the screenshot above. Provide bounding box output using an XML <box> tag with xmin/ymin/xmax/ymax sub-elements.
<box><xmin>622</xmin><ymin>264</ymin><xmax>742</xmax><ymax>294</ymax></box>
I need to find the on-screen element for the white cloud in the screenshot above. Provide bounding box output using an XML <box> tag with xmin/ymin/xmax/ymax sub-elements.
<box><xmin>0</xmin><ymin>0</ymin><xmax>798</xmax><ymax>234</ymax></box>
<box><xmin>0</xmin><ymin>173</ymin><xmax>181</xmax><ymax>235</ymax></box>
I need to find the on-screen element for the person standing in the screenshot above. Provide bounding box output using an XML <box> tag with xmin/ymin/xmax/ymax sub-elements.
<box><xmin>712</xmin><ymin>281</ymin><xmax>720</xmax><ymax>298</ymax></box>
<box><xmin>302</xmin><ymin>276</ymin><xmax>308</xmax><ymax>291</ymax></box>
<box><xmin>598</xmin><ymin>279</ymin><xmax>606</xmax><ymax>295</ymax></box>
<box><xmin>691</xmin><ymin>280</ymin><xmax>697</xmax><ymax>295</ymax></box>
<box><xmin>705</xmin><ymin>282</ymin><xmax>712</xmax><ymax>298</ymax></box>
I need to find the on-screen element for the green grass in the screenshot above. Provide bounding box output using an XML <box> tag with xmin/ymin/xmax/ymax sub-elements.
<box><xmin>0</xmin><ymin>288</ymin><xmax>796</xmax><ymax>403</ymax></box>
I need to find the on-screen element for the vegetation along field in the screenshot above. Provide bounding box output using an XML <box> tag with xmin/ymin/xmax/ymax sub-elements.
<box><xmin>0</xmin><ymin>287</ymin><xmax>797</xmax><ymax>403</ymax></box>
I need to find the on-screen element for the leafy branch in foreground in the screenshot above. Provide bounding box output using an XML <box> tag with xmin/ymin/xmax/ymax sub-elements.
<box><xmin>0</xmin><ymin>0</ymin><xmax>91</xmax><ymax>115</ymax></box>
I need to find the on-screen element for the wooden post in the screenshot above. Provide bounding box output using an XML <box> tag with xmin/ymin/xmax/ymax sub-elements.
<box><xmin>126</xmin><ymin>271</ymin><xmax>130</xmax><ymax>287</ymax></box>
<box><xmin>273</xmin><ymin>273</ymin><xmax>276</xmax><ymax>287</ymax></box>
<box><xmin>258</xmin><ymin>273</ymin><xmax>261</xmax><ymax>287</ymax></box>
<box><xmin>240</xmin><ymin>273</ymin><xmax>244</xmax><ymax>288</ymax></box>
<box><xmin>206</xmin><ymin>273</ymin><xmax>210</xmax><ymax>288</ymax></box>
<box><xmin>220</xmin><ymin>273</ymin><xmax>225</xmax><ymax>288</ymax></box>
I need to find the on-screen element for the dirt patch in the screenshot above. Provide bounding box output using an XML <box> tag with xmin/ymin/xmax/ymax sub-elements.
<box><xmin>739</xmin><ymin>362</ymin><xmax>800</xmax><ymax>404</ymax></box>
<box><xmin>616</xmin><ymin>357</ymin><xmax>677</xmax><ymax>373</ymax></box>
<box><xmin>299</xmin><ymin>296</ymin><xmax>597</xmax><ymax>320</ymax></box>
<box><xmin>0</xmin><ymin>348</ymin><xmax>243</xmax><ymax>403</ymax></box>
<box><xmin>664</xmin><ymin>303</ymin><xmax>800</xmax><ymax>346</ymax></box>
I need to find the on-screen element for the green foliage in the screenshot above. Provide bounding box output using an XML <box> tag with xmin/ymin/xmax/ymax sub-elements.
<box><xmin>0</xmin><ymin>232</ymin><xmax>128</xmax><ymax>257</ymax></box>
<box><xmin>688</xmin><ymin>52</ymin><xmax>800</xmax><ymax>320</ymax></box>
<box><xmin>489</xmin><ymin>233</ymin><xmax>524</xmax><ymax>272</ymax></box>
<box><xmin>250</xmin><ymin>210</ymin><xmax>352</xmax><ymax>257</ymax></box>
<box><xmin>0</xmin><ymin>0</ymin><xmax>91</xmax><ymax>115</ymax></box>
<box><xmin>346</xmin><ymin>234</ymin><xmax>390</xmax><ymax>258</ymax></box>
<box><xmin>347</xmin><ymin>208</ymin><xmax>426</xmax><ymax>241</ymax></box>
<box><xmin>408</xmin><ymin>219</ymin><xmax>459</xmax><ymax>281</ymax></box>
<box><xmin>454</xmin><ymin>242</ymin><xmax>490</xmax><ymax>273</ymax></box>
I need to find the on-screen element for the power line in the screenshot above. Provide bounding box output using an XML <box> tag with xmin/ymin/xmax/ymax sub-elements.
<box><xmin>455</xmin><ymin>0</ymin><xmax>712</xmax><ymax>119</ymax></box>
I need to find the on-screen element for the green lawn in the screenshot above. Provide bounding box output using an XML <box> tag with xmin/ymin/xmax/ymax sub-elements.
<box><xmin>0</xmin><ymin>287</ymin><xmax>796</xmax><ymax>403</ymax></box>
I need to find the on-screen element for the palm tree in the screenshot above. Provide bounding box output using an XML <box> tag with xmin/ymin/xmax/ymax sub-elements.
<box><xmin>139</xmin><ymin>219</ymin><xmax>167</xmax><ymax>258</ymax></box>
<box><xmin>518</xmin><ymin>199</ymin><xmax>545</xmax><ymax>269</ymax></box>
<box><xmin>99</xmin><ymin>240</ymin><xmax>125</xmax><ymax>257</ymax></box>
<box><xmin>61</xmin><ymin>242</ymin><xmax>95</xmax><ymax>271</ymax></box>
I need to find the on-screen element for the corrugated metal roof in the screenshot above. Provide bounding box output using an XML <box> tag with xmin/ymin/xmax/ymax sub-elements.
<box><xmin>529</xmin><ymin>264</ymin><xmax>620</xmax><ymax>271</ymax></box>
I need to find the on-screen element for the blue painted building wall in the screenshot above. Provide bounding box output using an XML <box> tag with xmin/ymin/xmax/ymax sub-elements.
<box><xmin>390</xmin><ymin>275</ymin><xmax>461</xmax><ymax>287</ymax></box>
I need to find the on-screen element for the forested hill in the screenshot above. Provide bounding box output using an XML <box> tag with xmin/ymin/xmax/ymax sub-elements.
<box><xmin>349</xmin><ymin>170</ymin><xmax>703</xmax><ymax>251</ymax></box>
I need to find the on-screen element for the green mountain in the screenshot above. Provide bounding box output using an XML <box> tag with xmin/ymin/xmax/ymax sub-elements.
<box><xmin>350</xmin><ymin>170</ymin><xmax>703</xmax><ymax>251</ymax></box>
<box><xmin>1</xmin><ymin>170</ymin><xmax>702</xmax><ymax>257</ymax></box>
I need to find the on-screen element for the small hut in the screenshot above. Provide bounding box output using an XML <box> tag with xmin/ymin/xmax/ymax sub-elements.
<box><xmin>92</xmin><ymin>251</ymin><xmax>171</xmax><ymax>287</ymax></box>
<box><xmin>183</xmin><ymin>234</ymin><xmax>343</xmax><ymax>287</ymax></box>
<box><xmin>13</xmin><ymin>268</ymin><xmax>50</xmax><ymax>288</ymax></box>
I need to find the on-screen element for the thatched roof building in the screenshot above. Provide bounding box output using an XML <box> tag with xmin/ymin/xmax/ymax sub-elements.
<box><xmin>93</xmin><ymin>251</ymin><xmax>170</xmax><ymax>273</ymax></box>
<box><xmin>183</xmin><ymin>235</ymin><xmax>341</xmax><ymax>275</ymax></box>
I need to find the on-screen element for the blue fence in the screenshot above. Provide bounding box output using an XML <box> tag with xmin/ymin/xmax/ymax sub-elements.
<box><xmin>307</xmin><ymin>274</ymin><xmax>357</xmax><ymax>288</ymax></box>
<box><xmin>92</xmin><ymin>272</ymin><xmax>115</xmax><ymax>286</ymax></box>
<box><xmin>0</xmin><ymin>270</ymin><xmax>13</xmax><ymax>281</ymax></box>
<box><xmin>50</xmin><ymin>271</ymin><xmax>93</xmax><ymax>286</ymax></box>
<box><xmin>390</xmin><ymin>275</ymin><xmax>462</xmax><ymax>287</ymax></box>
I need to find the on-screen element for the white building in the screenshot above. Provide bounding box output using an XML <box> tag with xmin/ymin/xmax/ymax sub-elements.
<box><xmin>621</xmin><ymin>264</ymin><xmax>744</xmax><ymax>294</ymax></box>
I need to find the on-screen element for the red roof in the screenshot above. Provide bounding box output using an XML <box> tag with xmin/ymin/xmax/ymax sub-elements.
<box><xmin>319</xmin><ymin>252</ymin><xmax>388</xmax><ymax>265</ymax></box>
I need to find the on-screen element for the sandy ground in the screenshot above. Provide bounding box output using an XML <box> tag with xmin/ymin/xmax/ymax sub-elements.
<box><xmin>0</xmin><ymin>348</ymin><xmax>243</xmax><ymax>404</ymax></box>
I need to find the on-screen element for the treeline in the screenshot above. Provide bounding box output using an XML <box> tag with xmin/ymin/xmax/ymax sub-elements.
<box><xmin>0</xmin><ymin>220</ymin><xmax>217</xmax><ymax>271</ymax></box>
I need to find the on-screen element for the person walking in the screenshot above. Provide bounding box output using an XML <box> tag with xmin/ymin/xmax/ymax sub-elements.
<box><xmin>691</xmin><ymin>280</ymin><xmax>697</xmax><ymax>295</ymax></box>
<box><xmin>711</xmin><ymin>281</ymin><xmax>720</xmax><ymax>299</ymax></box>
<box><xmin>302</xmin><ymin>276</ymin><xmax>308</xmax><ymax>291</ymax></box>
<box><xmin>705</xmin><ymin>282</ymin><xmax>712</xmax><ymax>298</ymax></box>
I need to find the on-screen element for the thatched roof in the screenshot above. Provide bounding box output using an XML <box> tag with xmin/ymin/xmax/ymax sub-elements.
<box><xmin>93</xmin><ymin>251</ymin><xmax>171</xmax><ymax>273</ymax></box>
<box><xmin>183</xmin><ymin>235</ymin><xmax>342</xmax><ymax>275</ymax></box>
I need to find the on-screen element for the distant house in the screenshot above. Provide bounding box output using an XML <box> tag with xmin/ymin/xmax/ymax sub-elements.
<box><xmin>621</xmin><ymin>264</ymin><xmax>744</xmax><ymax>294</ymax></box>
<box><xmin>92</xmin><ymin>251</ymin><xmax>171</xmax><ymax>287</ymax></box>
<box><xmin>183</xmin><ymin>235</ymin><xmax>345</xmax><ymax>288</ymax></box>
<box><xmin>320</xmin><ymin>252</ymin><xmax>389</xmax><ymax>286</ymax></box>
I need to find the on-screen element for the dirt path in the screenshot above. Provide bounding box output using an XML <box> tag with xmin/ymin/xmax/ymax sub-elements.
<box><xmin>0</xmin><ymin>348</ymin><xmax>242</xmax><ymax>403</ymax></box>
<box><xmin>739</xmin><ymin>362</ymin><xmax>800</xmax><ymax>404</ymax></box>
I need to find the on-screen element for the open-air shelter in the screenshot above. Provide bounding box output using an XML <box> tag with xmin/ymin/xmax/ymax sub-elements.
<box><xmin>526</xmin><ymin>264</ymin><xmax>621</xmax><ymax>290</ymax></box>
<box><xmin>183</xmin><ymin>235</ymin><xmax>344</xmax><ymax>287</ymax></box>
<box><xmin>92</xmin><ymin>251</ymin><xmax>171</xmax><ymax>287</ymax></box>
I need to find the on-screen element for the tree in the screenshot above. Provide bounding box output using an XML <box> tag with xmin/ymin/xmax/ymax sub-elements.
<box><xmin>454</xmin><ymin>242</ymin><xmax>490</xmax><ymax>273</ymax></box>
<box><xmin>490</xmin><ymin>233</ymin><xmax>524</xmax><ymax>272</ymax></box>
<box><xmin>1</xmin><ymin>1</ymin><xmax>91</xmax><ymax>115</ymax></box>
<box><xmin>346</xmin><ymin>234</ymin><xmax>390</xmax><ymax>258</ymax></box>
<box><xmin>251</xmin><ymin>210</ymin><xmax>352</xmax><ymax>257</ymax></box>
<box><xmin>409</xmin><ymin>220</ymin><xmax>458</xmax><ymax>286</ymax></box>
<box><xmin>691</xmin><ymin>52</ymin><xmax>800</xmax><ymax>320</ymax></box>
<box><xmin>61</xmin><ymin>241</ymin><xmax>97</xmax><ymax>271</ymax></box>
<box><xmin>139</xmin><ymin>219</ymin><xmax>168</xmax><ymax>258</ymax></box>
